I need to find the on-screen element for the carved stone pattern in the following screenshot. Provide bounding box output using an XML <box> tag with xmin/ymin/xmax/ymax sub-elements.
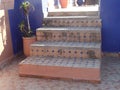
<box><xmin>37</xmin><ymin>31</ymin><xmax>101</xmax><ymax>42</ymax></box>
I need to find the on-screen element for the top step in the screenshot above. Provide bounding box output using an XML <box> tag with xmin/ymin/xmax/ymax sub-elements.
<box><xmin>48</xmin><ymin>11</ymin><xmax>99</xmax><ymax>17</ymax></box>
<box><xmin>48</xmin><ymin>6</ymin><xmax>99</xmax><ymax>16</ymax></box>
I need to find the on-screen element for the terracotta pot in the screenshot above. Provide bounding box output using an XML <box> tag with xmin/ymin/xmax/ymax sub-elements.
<box><xmin>60</xmin><ymin>0</ymin><xmax>68</xmax><ymax>8</ymax></box>
<box><xmin>23</xmin><ymin>36</ymin><xmax>36</xmax><ymax>56</ymax></box>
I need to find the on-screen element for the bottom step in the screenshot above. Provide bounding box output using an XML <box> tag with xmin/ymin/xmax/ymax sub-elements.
<box><xmin>19</xmin><ymin>56</ymin><xmax>101</xmax><ymax>82</ymax></box>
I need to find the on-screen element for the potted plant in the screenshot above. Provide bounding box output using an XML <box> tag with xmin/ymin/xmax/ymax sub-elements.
<box><xmin>59</xmin><ymin>0</ymin><xmax>69</xmax><ymax>8</ymax></box>
<box><xmin>19</xmin><ymin>1</ymin><xmax>36</xmax><ymax>56</ymax></box>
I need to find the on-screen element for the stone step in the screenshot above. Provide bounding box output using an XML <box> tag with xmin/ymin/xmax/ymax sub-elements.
<box><xmin>30</xmin><ymin>41</ymin><xmax>101</xmax><ymax>59</ymax></box>
<box><xmin>36</xmin><ymin>27</ymin><xmax>101</xmax><ymax>43</ymax></box>
<box><xmin>19</xmin><ymin>56</ymin><xmax>101</xmax><ymax>82</ymax></box>
<box><xmin>43</xmin><ymin>16</ymin><xmax>101</xmax><ymax>27</ymax></box>
<box><xmin>48</xmin><ymin>11</ymin><xmax>99</xmax><ymax>17</ymax></box>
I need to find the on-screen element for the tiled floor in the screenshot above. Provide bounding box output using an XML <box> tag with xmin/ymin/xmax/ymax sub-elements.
<box><xmin>0</xmin><ymin>56</ymin><xmax>120</xmax><ymax>90</ymax></box>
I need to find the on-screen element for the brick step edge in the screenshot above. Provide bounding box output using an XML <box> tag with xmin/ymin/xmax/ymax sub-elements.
<box><xmin>19</xmin><ymin>56</ymin><xmax>101</xmax><ymax>83</ymax></box>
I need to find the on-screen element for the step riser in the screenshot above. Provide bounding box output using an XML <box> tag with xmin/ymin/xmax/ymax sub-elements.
<box><xmin>43</xmin><ymin>19</ymin><xmax>101</xmax><ymax>27</ymax></box>
<box><xmin>48</xmin><ymin>12</ymin><xmax>99</xmax><ymax>17</ymax></box>
<box><xmin>19</xmin><ymin>64</ymin><xmax>100</xmax><ymax>82</ymax></box>
<box><xmin>30</xmin><ymin>46</ymin><xmax>101</xmax><ymax>59</ymax></box>
<box><xmin>37</xmin><ymin>30</ymin><xmax>101</xmax><ymax>42</ymax></box>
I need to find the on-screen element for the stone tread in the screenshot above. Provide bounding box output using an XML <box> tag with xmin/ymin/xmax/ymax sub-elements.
<box><xmin>37</xmin><ymin>27</ymin><xmax>101</xmax><ymax>31</ymax></box>
<box><xmin>20</xmin><ymin>56</ymin><xmax>101</xmax><ymax>68</ymax></box>
<box><xmin>48</xmin><ymin>11</ymin><xmax>99</xmax><ymax>16</ymax></box>
<box><xmin>44</xmin><ymin>16</ymin><xmax>100</xmax><ymax>19</ymax></box>
<box><xmin>48</xmin><ymin>11</ymin><xmax>98</xmax><ymax>13</ymax></box>
<box><xmin>31</xmin><ymin>41</ymin><xmax>101</xmax><ymax>49</ymax></box>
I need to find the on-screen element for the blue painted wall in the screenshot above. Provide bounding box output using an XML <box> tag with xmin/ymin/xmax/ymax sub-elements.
<box><xmin>100</xmin><ymin>0</ymin><xmax>120</xmax><ymax>52</ymax></box>
<box><xmin>9</xmin><ymin>0</ymin><xmax>43</xmax><ymax>54</ymax></box>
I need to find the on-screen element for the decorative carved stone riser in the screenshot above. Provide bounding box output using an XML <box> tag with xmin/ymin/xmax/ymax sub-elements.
<box><xmin>36</xmin><ymin>27</ymin><xmax>101</xmax><ymax>43</ymax></box>
<box><xmin>30</xmin><ymin>42</ymin><xmax>101</xmax><ymax>59</ymax></box>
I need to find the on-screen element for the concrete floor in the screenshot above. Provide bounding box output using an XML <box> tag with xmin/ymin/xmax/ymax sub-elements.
<box><xmin>0</xmin><ymin>56</ymin><xmax>120</xmax><ymax>90</ymax></box>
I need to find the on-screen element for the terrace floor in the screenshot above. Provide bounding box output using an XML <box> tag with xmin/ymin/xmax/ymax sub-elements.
<box><xmin>0</xmin><ymin>55</ymin><xmax>120</xmax><ymax>90</ymax></box>
<box><xmin>48</xmin><ymin>5</ymin><xmax>99</xmax><ymax>12</ymax></box>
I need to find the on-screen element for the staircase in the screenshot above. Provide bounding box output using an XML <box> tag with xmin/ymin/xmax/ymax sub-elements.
<box><xmin>19</xmin><ymin>9</ymin><xmax>101</xmax><ymax>83</ymax></box>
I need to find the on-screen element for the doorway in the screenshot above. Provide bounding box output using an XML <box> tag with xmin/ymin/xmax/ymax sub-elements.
<box><xmin>42</xmin><ymin>0</ymin><xmax>100</xmax><ymax>17</ymax></box>
<box><xmin>48</xmin><ymin>0</ymin><xmax>100</xmax><ymax>11</ymax></box>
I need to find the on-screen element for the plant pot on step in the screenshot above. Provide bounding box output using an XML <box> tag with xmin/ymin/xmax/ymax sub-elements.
<box><xmin>23</xmin><ymin>36</ymin><xmax>36</xmax><ymax>56</ymax></box>
<box><xmin>60</xmin><ymin>0</ymin><xmax>68</xmax><ymax>8</ymax></box>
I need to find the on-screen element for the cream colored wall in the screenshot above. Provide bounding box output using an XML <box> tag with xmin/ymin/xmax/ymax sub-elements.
<box><xmin>0</xmin><ymin>0</ymin><xmax>14</xmax><ymax>66</ymax></box>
